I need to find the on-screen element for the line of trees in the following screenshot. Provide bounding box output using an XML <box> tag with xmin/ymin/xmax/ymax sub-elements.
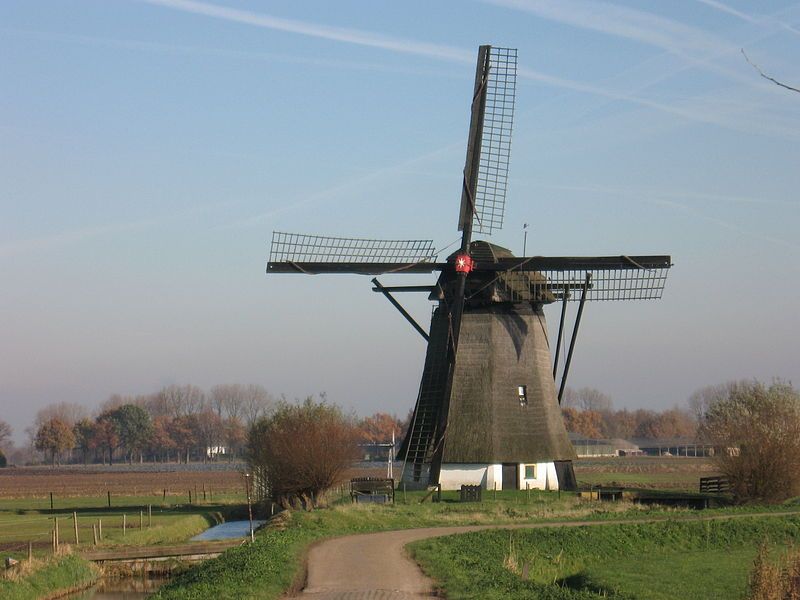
<box><xmin>561</xmin><ymin>387</ymin><xmax>696</xmax><ymax>440</ymax></box>
<box><xmin>26</xmin><ymin>383</ymin><xmax>273</xmax><ymax>466</ymax></box>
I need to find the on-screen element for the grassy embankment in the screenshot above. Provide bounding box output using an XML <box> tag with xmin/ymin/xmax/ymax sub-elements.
<box><xmin>410</xmin><ymin>515</ymin><xmax>800</xmax><ymax>599</ymax></box>
<box><xmin>0</xmin><ymin>493</ymin><xmax>245</xmax><ymax>600</ymax></box>
<box><xmin>152</xmin><ymin>486</ymin><xmax>800</xmax><ymax>600</ymax></box>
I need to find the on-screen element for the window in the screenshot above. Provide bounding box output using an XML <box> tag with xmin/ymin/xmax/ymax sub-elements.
<box><xmin>518</xmin><ymin>385</ymin><xmax>527</xmax><ymax>406</ymax></box>
<box><xmin>524</xmin><ymin>464</ymin><xmax>537</xmax><ymax>479</ymax></box>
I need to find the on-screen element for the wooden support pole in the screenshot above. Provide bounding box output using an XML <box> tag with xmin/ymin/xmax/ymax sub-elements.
<box><xmin>52</xmin><ymin>529</ymin><xmax>56</xmax><ymax>554</ymax></box>
<box><xmin>107</xmin><ymin>491</ymin><xmax>111</xmax><ymax>508</ymax></box>
<box><xmin>148</xmin><ymin>504</ymin><xmax>152</xmax><ymax>528</ymax></box>
<box><xmin>123</xmin><ymin>514</ymin><xmax>126</xmax><ymax>537</ymax></box>
<box><xmin>558</xmin><ymin>273</ymin><xmax>591</xmax><ymax>404</ymax></box>
<box><xmin>139</xmin><ymin>510</ymin><xmax>143</xmax><ymax>530</ymax></box>
<box><xmin>98</xmin><ymin>519</ymin><xmax>102</xmax><ymax>540</ymax></box>
<box><xmin>203</xmin><ymin>484</ymin><xmax>206</xmax><ymax>501</ymax></box>
<box><xmin>73</xmin><ymin>512</ymin><xmax>79</xmax><ymax>546</ymax></box>
<box><xmin>163</xmin><ymin>488</ymin><xmax>166</xmax><ymax>501</ymax></box>
<box><xmin>50</xmin><ymin>492</ymin><xmax>54</xmax><ymax>511</ymax></box>
<box><xmin>92</xmin><ymin>524</ymin><xmax>98</xmax><ymax>546</ymax></box>
<box><xmin>54</xmin><ymin>517</ymin><xmax>59</xmax><ymax>551</ymax></box>
<box><xmin>28</xmin><ymin>541</ymin><xmax>32</xmax><ymax>563</ymax></box>
<box><xmin>188</xmin><ymin>490</ymin><xmax>192</xmax><ymax>504</ymax></box>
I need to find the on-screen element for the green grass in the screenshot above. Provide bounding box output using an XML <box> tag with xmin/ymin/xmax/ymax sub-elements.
<box><xmin>151</xmin><ymin>489</ymin><xmax>799</xmax><ymax>600</ymax></box>
<box><xmin>0</xmin><ymin>554</ymin><xmax>98</xmax><ymax>600</ymax></box>
<box><xmin>0</xmin><ymin>494</ymin><xmax>244</xmax><ymax>560</ymax></box>
<box><xmin>409</xmin><ymin>515</ymin><xmax>800</xmax><ymax>599</ymax></box>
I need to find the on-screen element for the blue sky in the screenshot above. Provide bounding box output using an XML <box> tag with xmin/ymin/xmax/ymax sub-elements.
<box><xmin>1</xmin><ymin>0</ymin><xmax>799</xmax><ymax>442</ymax></box>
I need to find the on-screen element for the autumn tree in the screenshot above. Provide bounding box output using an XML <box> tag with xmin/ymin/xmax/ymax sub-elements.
<box><xmin>561</xmin><ymin>408</ymin><xmax>603</xmax><ymax>438</ymax></box>
<box><xmin>91</xmin><ymin>415</ymin><xmax>120</xmax><ymax>465</ymax></box>
<box><xmin>358</xmin><ymin>413</ymin><xmax>403</xmax><ymax>444</ymax></box>
<box><xmin>168</xmin><ymin>415</ymin><xmax>198</xmax><ymax>463</ymax></box>
<box><xmin>699</xmin><ymin>380</ymin><xmax>800</xmax><ymax>503</ymax></box>
<box><xmin>634</xmin><ymin>407</ymin><xmax>695</xmax><ymax>439</ymax></box>
<box><xmin>248</xmin><ymin>397</ymin><xmax>360</xmax><ymax>509</ymax></box>
<box><xmin>150</xmin><ymin>416</ymin><xmax>177</xmax><ymax>462</ymax></box>
<box><xmin>35</xmin><ymin>418</ymin><xmax>75</xmax><ymax>465</ymax></box>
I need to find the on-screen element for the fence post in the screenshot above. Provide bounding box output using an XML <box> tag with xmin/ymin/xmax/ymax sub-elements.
<box><xmin>107</xmin><ymin>491</ymin><xmax>111</xmax><ymax>508</ymax></box>
<box><xmin>73</xmin><ymin>512</ymin><xmax>79</xmax><ymax>545</ymax></box>
<box><xmin>123</xmin><ymin>514</ymin><xmax>126</xmax><ymax>537</ymax></box>
<box><xmin>139</xmin><ymin>510</ymin><xmax>143</xmax><ymax>530</ymax></box>
<box><xmin>148</xmin><ymin>504</ymin><xmax>152</xmax><ymax>528</ymax></box>
<box><xmin>163</xmin><ymin>489</ymin><xmax>166</xmax><ymax>501</ymax></box>
<box><xmin>54</xmin><ymin>517</ymin><xmax>59</xmax><ymax>550</ymax></box>
<box><xmin>28</xmin><ymin>541</ymin><xmax>33</xmax><ymax>563</ymax></box>
<box><xmin>92</xmin><ymin>524</ymin><xmax>98</xmax><ymax>546</ymax></box>
<box><xmin>50</xmin><ymin>492</ymin><xmax>54</xmax><ymax>511</ymax></box>
<box><xmin>493</xmin><ymin>482</ymin><xmax>497</xmax><ymax>501</ymax></box>
<box><xmin>188</xmin><ymin>490</ymin><xmax>192</xmax><ymax>504</ymax></box>
<box><xmin>98</xmin><ymin>518</ymin><xmax>102</xmax><ymax>540</ymax></box>
<box><xmin>203</xmin><ymin>484</ymin><xmax>206</xmax><ymax>501</ymax></box>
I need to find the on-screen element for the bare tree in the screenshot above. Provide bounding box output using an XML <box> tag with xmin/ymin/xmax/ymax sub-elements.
<box><xmin>0</xmin><ymin>420</ymin><xmax>12</xmax><ymax>451</ymax></box>
<box><xmin>742</xmin><ymin>49</ymin><xmax>800</xmax><ymax>94</ymax></box>
<box><xmin>210</xmin><ymin>384</ymin><xmax>246</xmax><ymax>420</ymax></box>
<box><xmin>156</xmin><ymin>385</ymin><xmax>206</xmax><ymax>418</ymax></box>
<box><xmin>562</xmin><ymin>387</ymin><xmax>613</xmax><ymax>413</ymax></box>
<box><xmin>35</xmin><ymin>403</ymin><xmax>88</xmax><ymax>429</ymax></box>
<box><xmin>242</xmin><ymin>384</ymin><xmax>272</xmax><ymax>427</ymax></box>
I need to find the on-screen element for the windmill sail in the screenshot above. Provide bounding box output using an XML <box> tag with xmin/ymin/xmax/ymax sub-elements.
<box><xmin>267</xmin><ymin>231</ymin><xmax>440</xmax><ymax>274</ymax></box>
<box><xmin>458</xmin><ymin>46</ymin><xmax>517</xmax><ymax>236</ymax></box>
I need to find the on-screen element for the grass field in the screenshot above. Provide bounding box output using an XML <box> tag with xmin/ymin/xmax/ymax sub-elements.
<box><xmin>151</xmin><ymin>486</ymin><xmax>800</xmax><ymax>600</ymax></box>
<box><xmin>574</xmin><ymin>456</ymin><xmax>718</xmax><ymax>491</ymax></box>
<box><xmin>0</xmin><ymin>493</ymin><xmax>247</xmax><ymax>560</ymax></box>
<box><xmin>409</xmin><ymin>516</ymin><xmax>800</xmax><ymax>599</ymax></box>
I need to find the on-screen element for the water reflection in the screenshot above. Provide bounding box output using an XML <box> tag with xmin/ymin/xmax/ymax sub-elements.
<box><xmin>67</xmin><ymin>576</ymin><xmax>166</xmax><ymax>599</ymax></box>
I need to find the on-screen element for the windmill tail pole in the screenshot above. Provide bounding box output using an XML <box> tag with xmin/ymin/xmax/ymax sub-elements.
<box><xmin>372</xmin><ymin>278</ymin><xmax>430</xmax><ymax>342</ymax></box>
<box><xmin>553</xmin><ymin>284</ymin><xmax>569</xmax><ymax>379</ymax></box>
<box><xmin>558</xmin><ymin>273</ymin><xmax>591</xmax><ymax>404</ymax></box>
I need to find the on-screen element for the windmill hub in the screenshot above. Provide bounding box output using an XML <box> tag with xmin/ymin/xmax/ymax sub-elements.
<box><xmin>266</xmin><ymin>45</ymin><xmax>672</xmax><ymax>494</ymax></box>
<box><xmin>454</xmin><ymin>253</ymin><xmax>474</xmax><ymax>274</ymax></box>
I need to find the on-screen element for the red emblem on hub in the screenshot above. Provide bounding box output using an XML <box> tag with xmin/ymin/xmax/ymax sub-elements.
<box><xmin>454</xmin><ymin>254</ymin><xmax>474</xmax><ymax>274</ymax></box>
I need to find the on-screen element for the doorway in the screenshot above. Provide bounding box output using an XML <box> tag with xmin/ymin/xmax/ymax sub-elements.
<box><xmin>501</xmin><ymin>463</ymin><xmax>518</xmax><ymax>490</ymax></box>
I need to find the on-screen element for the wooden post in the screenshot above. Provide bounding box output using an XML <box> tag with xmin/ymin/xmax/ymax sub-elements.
<box><xmin>493</xmin><ymin>482</ymin><xmax>497</xmax><ymax>501</ymax></box>
<box><xmin>203</xmin><ymin>484</ymin><xmax>206</xmax><ymax>501</ymax></box>
<box><xmin>28</xmin><ymin>541</ymin><xmax>32</xmax><ymax>563</ymax></box>
<box><xmin>54</xmin><ymin>517</ymin><xmax>59</xmax><ymax>551</ymax></box>
<box><xmin>50</xmin><ymin>492</ymin><xmax>54</xmax><ymax>511</ymax></box>
<box><xmin>123</xmin><ymin>514</ymin><xmax>126</xmax><ymax>537</ymax></box>
<box><xmin>139</xmin><ymin>510</ymin><xmax>143</xmax><ymax>530</ymax></box>
<box><xmin>163</xmin><ymin>489</ymin><xmax>166</xmax><ymax>501</ymax></box>
<box><xmin>209</xmin><ymin>488</ymin><xmax>212</xmax><ymax>503</ymax></box>
<box><xmin>52</xmin><ymin>529</ymin><xmax>56</xmax><ymax>554</ymax></box>
<box><xmin>92</xmin><ymin>524</ymin><xmax>98</xmax><ymax>546</ymax></box>
<box><xmin>107</xmin><ymin>491</ymin><xmax>111</xmax><ymax>508</ymax></box>
<box><xmin>188</xmin><ymin>490</ymin><xmax>192</xmax><ymax>504</ymax></box>
<box><xmin>73</xmin><ymin>512</ymin><xmax>79</xmax><ymax>545</ymax></box>
<box><xmin>526</xmin><ymin>482</ymin><xmax>530</xmax><ymax>504</ymax></box>
<box><xmin>98</xmin><ymin>519</ymin><xmax>102</xmax><ymax>540</ymax></box>
<box><xmin>148</xmin><ymin>504</ymin><xmax>152</xmax><ymax>528</ymax></box>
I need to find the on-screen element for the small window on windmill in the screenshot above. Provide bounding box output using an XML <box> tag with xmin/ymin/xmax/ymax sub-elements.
<box><xmin>518</xmin><ymin>385</ymin><xmax>527</xmax><ymax>406</ymax></box>
<box><xmin>525</xmin><ymin>464</ymin><xmax>537</xmax><ymax>479</ymax></box>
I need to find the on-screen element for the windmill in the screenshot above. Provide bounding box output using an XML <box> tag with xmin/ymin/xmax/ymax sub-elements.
<box><xmin>267</xmin><ymin>45</ymin><xmax>671</xmax><ymax>492</ymax></box>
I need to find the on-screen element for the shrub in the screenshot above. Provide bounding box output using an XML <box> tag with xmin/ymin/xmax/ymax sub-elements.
<box><xmin>700</xmin><ymin>380</ymin><xmax>800</xmax><ymax>503</ymax></box>
<box><xmin>248</xmin><ymin>396</ymin><xmax>359</xmax><ymax>509</ymax></box>
<box><xmin>0</xmin><ymin>450</ymin><xmax>6</xmax><ymax>468</ymax></box>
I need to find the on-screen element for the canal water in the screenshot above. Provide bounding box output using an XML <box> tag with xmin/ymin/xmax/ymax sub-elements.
<box><xmin>68</xmin><ymin>520</ymin><xmax>263</xmax><ymax>598</ymax></box>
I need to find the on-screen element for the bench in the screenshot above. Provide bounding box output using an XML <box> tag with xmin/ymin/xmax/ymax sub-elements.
<box><xmin>350</xmin><ymin>477</ymin><xmax>395</xmax><ymax>504</ymax></box>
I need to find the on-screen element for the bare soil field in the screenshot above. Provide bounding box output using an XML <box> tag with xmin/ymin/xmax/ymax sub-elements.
<box><xmin>0</xmin><ymin>464</ymin><xmax>247</xmax><ymax>498</ymax></box>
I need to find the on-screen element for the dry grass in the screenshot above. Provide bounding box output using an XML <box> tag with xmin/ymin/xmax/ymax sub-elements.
<box><xmin>747</xmin><ymin>542</ymin><xmax>800</xmax><ymax>600</ymax></box>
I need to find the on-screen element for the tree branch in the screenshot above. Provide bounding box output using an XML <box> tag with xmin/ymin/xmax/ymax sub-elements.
<box><xmin>741</xmin><ymin>48</ymin><xmax>800</xmax><ymax>94</ymax></box>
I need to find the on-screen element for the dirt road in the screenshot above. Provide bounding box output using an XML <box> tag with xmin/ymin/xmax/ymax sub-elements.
<box><xmin>287</xmin><ymin>511</ymin><xmax>800</xmax><ymax>600</ymax></box>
